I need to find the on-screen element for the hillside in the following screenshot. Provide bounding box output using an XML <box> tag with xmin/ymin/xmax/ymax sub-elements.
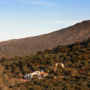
<box><xmin>0</xmin><ymin>20</ymin><xmax>90</xmax><ymax>58</ymax></box>
<box><xmin>0</xmin><ymin>38</ymin><xmax>90</xmax><ymax>90</ymax></box>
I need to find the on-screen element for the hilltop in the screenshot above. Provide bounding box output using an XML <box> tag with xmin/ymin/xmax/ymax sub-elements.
<box><xmin>0</xmin><ymin>20</ymin><xmax>90</xmax><ymax>58</ymax></box>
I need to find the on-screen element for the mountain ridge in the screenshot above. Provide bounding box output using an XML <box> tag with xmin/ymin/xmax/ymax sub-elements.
<box><xmin>0</xmin><ymin>20</ymin><xmax>90</xmax><ymax>58</ymax></box>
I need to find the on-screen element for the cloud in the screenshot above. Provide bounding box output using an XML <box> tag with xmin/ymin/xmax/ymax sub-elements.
<box><xmin>19</xmin><ymin>0</ymin><xmax>55</xmax><ymax>7</ymax></box>
<box><xmin>0</xmin><ymin>0</ymin><xmax>55</xmax><ymax>7</ymax></box>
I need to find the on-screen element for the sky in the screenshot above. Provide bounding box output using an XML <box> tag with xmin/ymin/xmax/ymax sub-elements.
<box><xmin>0</xmin><ymin>0</ymin><xmax>90</xmax><ymax>41</ymax></box>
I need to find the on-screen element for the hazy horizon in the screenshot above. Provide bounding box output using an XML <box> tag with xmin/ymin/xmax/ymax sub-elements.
<box><xmin>0</xmin><ymin>0</ymin><xmax>90</xmax><ymax>41</ymax></box>
<box><xmin>0</xmin><ymin>21</ymin><xmax>82</xmax><ymax>42</ymax></box>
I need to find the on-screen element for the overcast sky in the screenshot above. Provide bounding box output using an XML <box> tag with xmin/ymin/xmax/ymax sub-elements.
<box><xmin>0</xmin><ymin>0</ymin><xmax>90</xmax><ymax>41</ymax></box>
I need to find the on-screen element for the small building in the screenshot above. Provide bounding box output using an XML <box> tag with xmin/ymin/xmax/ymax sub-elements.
<box><xmin>24</xmin><ymin>74</ymin><xmax>32</xmax><ymax>80</ymax></box>
<box><xmin>24</xmin><ymin>71</ymin><xmax>48</xmax><ymax>80</ymax></box>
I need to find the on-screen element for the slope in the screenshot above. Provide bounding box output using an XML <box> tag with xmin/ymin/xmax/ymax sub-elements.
<box><xmin>0</xmin><ymin>20</ymin><xmax>90</xmax><ymax>58</ymax></box>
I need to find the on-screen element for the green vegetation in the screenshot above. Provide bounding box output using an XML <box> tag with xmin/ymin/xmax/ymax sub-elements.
<box><xmin>0</xmin><ymin>38</ymin><xmax>90</xmax><ymax>90</ymax></box>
